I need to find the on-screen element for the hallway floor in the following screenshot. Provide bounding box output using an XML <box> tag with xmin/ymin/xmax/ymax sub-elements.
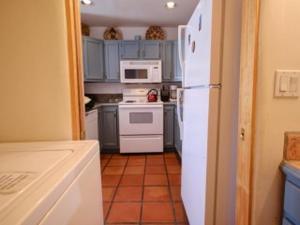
<box><xmin>100</xmin><ymin>152</ymin><xmax>188</xmax><ymax>225</ymax></box>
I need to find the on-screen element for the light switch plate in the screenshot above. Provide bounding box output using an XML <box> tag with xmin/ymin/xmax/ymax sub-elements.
<box><xmin>274</xmin><ymin>70</ymin><xmax>300</xmax><ymax>98</ymax></box>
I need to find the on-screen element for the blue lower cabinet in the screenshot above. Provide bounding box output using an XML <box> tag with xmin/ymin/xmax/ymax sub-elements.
<box><xmin>164</xmin><ymin>105</ymin><xmax>175</xmax><ymax>149</ymax></box>
<box><xmin>283</xmin><ymin>218</ymin><xmax>295</xmax><ymax>225</ymax></box>
<box><xmin>164</xmin><ymin>104</ymin><xmax>182</xmax><ymax>153</ymax></box>
<box><xmin>174</xmin><ymin>107</ymin><xmax>182</xmax><ymax>156</ymax></box>
<box><xmin>282</xmin><ymin>165</ymin><xmax>300</xmax><ymax>225</ymax></box>
<box><xmin>98</xmin><ymin>106</ymin><xmax>119</xmax><ymax>152</ymax></box>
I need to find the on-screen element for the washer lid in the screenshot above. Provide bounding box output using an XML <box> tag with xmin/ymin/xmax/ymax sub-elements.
<box><xmin>0</xmin><ymin>141</ymin><xmax>99</xmax><ymax>225</ymax></box>
<box><xmin>0</xmin><ymin>149</ymin><xmax>72</xmax><ymax>211</ymax></box>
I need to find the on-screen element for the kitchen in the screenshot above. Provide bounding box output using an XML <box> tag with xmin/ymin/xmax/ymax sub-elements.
<box><xmin>1</xmin><ymin>0</ymin><xmax>300</xmax><ymax>225</ymax></box>
<box><xmin>0</xmin><ymin>0</ymin><xmax>241</xmax><ymax>224</ymax></box>
<box><xmin>83</xmin><ymin>29</ymin><xmax>184</xmax><ymax>155</ymax></box>
<box><xmin>81</xmin><ymin>1</ymin><xmax>193</xmax><ymax>223</ymax></box>
<box><xmin>81</xmin><ymin>0</ymin><xmax>239</xmax><ymax>224</ymax></box>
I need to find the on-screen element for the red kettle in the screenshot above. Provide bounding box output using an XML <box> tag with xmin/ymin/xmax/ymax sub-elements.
<box><xmin>147</xmin><ymin>89</ymin><xmax>158</xmax><ymax>102</ymax></box>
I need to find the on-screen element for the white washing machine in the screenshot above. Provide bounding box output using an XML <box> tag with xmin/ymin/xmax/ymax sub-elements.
<box><xmin>0</xmin><ymin>141</ymin><xmax>103</xmax><ymax>225</ymax></box>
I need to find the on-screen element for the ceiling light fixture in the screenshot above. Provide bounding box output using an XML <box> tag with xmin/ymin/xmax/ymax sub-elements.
<box><xmin>81</xmin><ymin>0</ymin><xmax>92</xmax><ymax>5</ymax></box>
<box><xmin>166</xmin><ymin>1</ymin><xmax>176</xmax><ymax>9</ymax></box>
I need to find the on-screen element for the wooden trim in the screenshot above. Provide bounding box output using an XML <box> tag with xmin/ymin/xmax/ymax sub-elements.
<box><xmin>65</xmin><ymin>0</ymin><xmax>86</xmax><ymax>140</ymax></box>
<box><xmin>235</xmin><ymin>0</ymin><xmax>261</xmax><ymax>225</ymax></box>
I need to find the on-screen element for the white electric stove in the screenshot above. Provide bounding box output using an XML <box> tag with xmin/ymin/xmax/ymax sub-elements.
<box><xmin>118</xmin><ymin>88</ymin><xmax>164</xmax><ymax>153</ymax></box>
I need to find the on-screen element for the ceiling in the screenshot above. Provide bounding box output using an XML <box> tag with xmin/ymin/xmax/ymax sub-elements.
<box><xmin>80</xmin><ymin>0</ymin><xmax>199</xmax><ymax>27</ymax></box>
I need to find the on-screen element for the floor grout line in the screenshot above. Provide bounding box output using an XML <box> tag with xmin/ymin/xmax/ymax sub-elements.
<box><xmin>101</xmin><ymin>154</ymin><xmax>112</xmax><ymax>222</ymax></box>
<box><xmin>101</xmin><ymin>152</ymin><xmax>186</xmax><ymax>225</ymax></box>
<box><xmin>163</xmin><ymin>154</ymin><xmax>179</xmax><ymax>225</ymax></box>
<box><xmin>104</xmin><ymin>154</ymin><xmax>129</xmax><ymax>223</ymax></box>
<box><xmin>139</xmin><ymin>155</ymin><xmax>148</xmax><ymax>225</ymax></box>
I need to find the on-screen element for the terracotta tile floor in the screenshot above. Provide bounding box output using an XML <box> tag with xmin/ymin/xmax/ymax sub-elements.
<box><xmin>100</xmin><ymin>152</ymin><xmax>189</xmax><ymax>225</ymax></box>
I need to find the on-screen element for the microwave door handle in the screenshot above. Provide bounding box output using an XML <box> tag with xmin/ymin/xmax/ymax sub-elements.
<box><xmin>178</xmin><ymin>25</ymin><xmax>186</xmax><ymax>84</ymax></box>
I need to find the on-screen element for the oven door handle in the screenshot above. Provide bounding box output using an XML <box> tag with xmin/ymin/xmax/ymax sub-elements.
<box><xmin>118</xmin><ymin>105</ymin><xmax>163</xmax><ymax>109</ymax></box>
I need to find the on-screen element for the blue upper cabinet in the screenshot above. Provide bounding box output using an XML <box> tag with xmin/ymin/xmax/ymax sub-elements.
<box><xmin>104</xmin><ymin>41</ymin><xmax>120</xmax><ymax>82</ymax></box>
<box><xmin>162</xmin><ymin>41</ymin><xmax>182</xmax><ymax>82</ymax></box>
<box><xmin>83</xmin><ymin>37</ymin><xmax>182</xmax><ymax>83</ymax></box>
<box><xmin>141</xmin><ymin>41</ymin><xmax>161</xmax><ymax>59</ymax></box>
<box><xmin>120</xmin><ymin>41</ymin><xmax>140</xmax><ymax>59</ymax></box>
<box><xmin>162</xmin><ymin>41</ymin><xmax>174</xmax><ymax>81</ymax></box>
<box><xmin>120</xmin><ymin>40</ymin><xmax>162</xmax><ymax>60</ymax></box>
<box><xmin>173</xmin><ymin>41</ymin><xmax>183</xmax><ymax>82</ymax></box>
<box><xmin>83</xmin><ymin>36</ymin><xmax>104</xmax><ymax>81</ymax></box>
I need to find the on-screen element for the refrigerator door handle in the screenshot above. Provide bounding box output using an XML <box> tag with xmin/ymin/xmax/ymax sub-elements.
<box><xmin>183</xmin><ymin>83</ymin><xmax>222</xmax><ymax>90</ymax></box>
<box><xmin>176</xmin><ymin>88</ymin><xmax>184</xmax><ymax>140</ymax></box>
<box><xmin>178</xmin><ymin>25</ymin><xmax>187</xmax><ymax>84</ymax></box>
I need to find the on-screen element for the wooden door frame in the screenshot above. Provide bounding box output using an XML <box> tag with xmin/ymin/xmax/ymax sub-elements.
<box><xmin>64</xmin><ymin>0</ymin><xmax>262</xmax><ymax>223</ymax></box>
<box><xmin>236</xmin><ymin>0</ymin><xmax>261</xmax><ymax>225</ymax></box>
<box><xmin>65</xmin><ymin>0</ymin><xmax>85</xmax><ymax>140</ymax></box>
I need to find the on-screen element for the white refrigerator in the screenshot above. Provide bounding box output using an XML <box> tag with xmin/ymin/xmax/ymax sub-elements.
<box><xmin>177</xmin><ymin>0</ymin><xmax>224</xmax><ymax>224</ymax></box>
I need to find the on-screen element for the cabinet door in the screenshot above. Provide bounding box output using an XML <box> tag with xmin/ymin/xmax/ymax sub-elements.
<box><xmin>174</xmin><ymin>108</ymin><xmax>182</xmax><ymax>156</ymax></box>
<box><xmin>120</xmin><ymin>41</ymin><xmax>140</xmax><ymax>59</ymax></box>
<box><xmin>164</xmin><ymin>105</ymin><xmax>175</xmax><ymax>148</ymax></box>
<box><xmin>83</xmin><ymin>37</ymin><xmax>104</xmax><ymax>81</ymax></box>
<box><xmin>100</xmin><ymin>106</ymin><xmax>119</xmax><ymax>150</ymax></box>
<box><xmin>282</xmin><ymin>218</ymin><xmax>294</xmax><ymax>225</ymax></box>
<box><xmin>104</xmin><ymin>41</ymin><xmax>120</xmax><ymax>81</ymax></box>
<box><xmin>173</xmin><ymin>41</ymin><xmax>183</xmax><ymax>82</ymax></box>
<box><xmin>141</xmin><ymin>41</ymin><xmax>161</xmax><ymax>59</ymax></box>
<box><xmin>284</xmin><ymin>180</ymin><xmax>300</xmax><ymax>224</ymax></box>
<box><xmin>163</xmin><ymin>41</ymin><xmax>174</xmax><ymax>81</ymax></box>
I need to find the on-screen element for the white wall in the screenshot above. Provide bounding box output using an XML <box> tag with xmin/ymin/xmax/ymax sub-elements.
<box><xmin>252</xmin><ymin>1</ymin><xmax>300</xmax><ymax>224</ymax></box>
<box><xmin>89</xmin><ymin>26</ymin><xmax>178</xmax><ymax>40</ymax></box>
<box><xmin>0</xmin><ymin>1</ymin><xmax>72</xmax><ymax>142</ymax></box>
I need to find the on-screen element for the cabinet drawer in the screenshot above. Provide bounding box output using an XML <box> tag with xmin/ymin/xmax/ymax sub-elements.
<box><xmin>284</xmin><ymin>181</ymin><xmax>300</xmax><ymax>224</ymax></box>
<box><xmin>120</xmin><ymin>135</ymin><xmax>163</xmax><ymax>153</ymax></box>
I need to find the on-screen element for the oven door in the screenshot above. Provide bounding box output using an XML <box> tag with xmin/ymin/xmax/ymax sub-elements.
<box><xmin>119</xmin><ymin>105</ymin><xmax>163</xmax><ymax>135</ymax></box>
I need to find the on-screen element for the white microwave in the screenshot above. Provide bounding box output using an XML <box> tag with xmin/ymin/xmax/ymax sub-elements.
<box><xmin>120</xmin><ymin>60</ymin><xmax>162</xmax><ymax>83</ymax></box>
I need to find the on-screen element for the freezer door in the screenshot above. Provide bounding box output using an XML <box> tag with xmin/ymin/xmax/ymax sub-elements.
<box><xmin>178</xmin><ymin>25</ymin><xmax>187</xmax><ymax>84</ymax></box>
<box><xmin>184</xmin><ymin>0</ymin><xmax>214</xmax><ymax>88</ymax></box>
<box><xmin>181</xmin><ymin>87</ymin><xmax>219</xmax><ymax>225</ymax></box>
